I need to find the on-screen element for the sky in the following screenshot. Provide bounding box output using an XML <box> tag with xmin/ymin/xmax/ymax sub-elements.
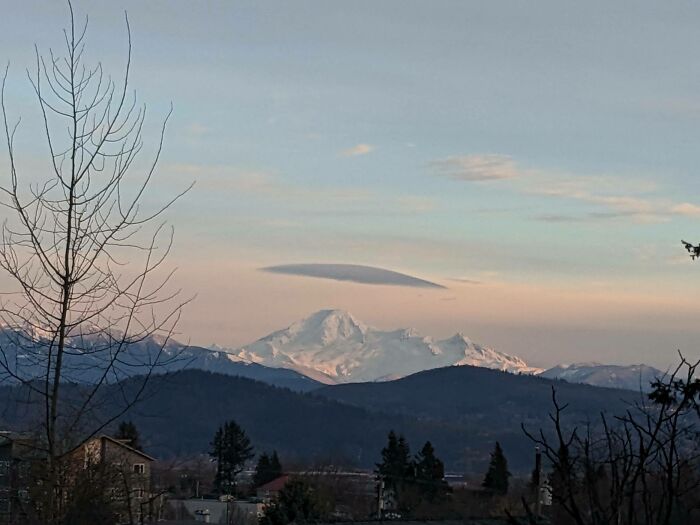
<box><xmin>2</xmin><ymin>1</ymin><xmax>700</xmax><ymax>369</ymax></box>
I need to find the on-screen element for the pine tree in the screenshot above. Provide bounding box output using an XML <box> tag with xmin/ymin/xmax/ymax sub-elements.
<box><xmin>376</xmin><ymin>431</ymin><xmax>413</xmax><ymax>490</ymax></box>
<box><xmin>115</xmin><ymin>420</ymin><xmax>142</xmax><ymax>451</ymax></box>
<box><xmin>254</xmin><ymin>450</ymin><xmax>284</xmax><ymax>488</ymax></box>
<box><xmin>270</xmin><ymin>450</ymin><xmax>283</xmax><ymax>479</ymax></box>
<box><xmin>210</xmin><ymin>420</ymin><xmax>254</xmax><ymax>494</ymax></box>
<box><xmin>415</xmin><ymin>441</ymin><xmax>449</xmax><ymax>501</ymax></box>
<box><xmin>259</xmin><ymin>479</ymin><xmax>320</xmax><ymax>525</ymax></box>
<box><xmin>254</xmin><ymin>453</ymin><xmax>271</xmax><ymax>487</ymax></box>
<box><xmin>376</xmin><ymin>431</ymin><xmax>416</xmax><ymax>515</ymax></box>
<box><xmin>482</xmin><ymin>441</ymin><xmax>511</xmax><ymax>495</ymax></box>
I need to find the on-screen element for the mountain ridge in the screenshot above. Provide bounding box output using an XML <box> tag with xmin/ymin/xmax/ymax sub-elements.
<box><xmin>540</xmin><ymin>362</ymin><xmax>665</xmax><ymax>392</ymax></box>
<box><xmin>229</xmin><ymin>309</ymin><xmax>542</xmax><ymax>383</ymax></box>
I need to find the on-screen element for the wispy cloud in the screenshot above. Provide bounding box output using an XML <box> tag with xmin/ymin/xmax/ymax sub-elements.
<box><xmin>342</xmin><ymin>143</ymin><xmax>374</xmax><ymax>157</ymax></box>
<box><xmin>397</xmin><ymin>196</ymin><xmax>435</xmax><ymax>213</ymax></box>
<box><xmin>165</xmin><ymin>162</ymin><xmax>433</xmax><ymax>217</ymax></box>
<box><xmin>429</xmin><ymin>154</ymin><xmax>520</xmax><ymax>182</ymax></box>
<box><xmin>450</xmin><ymin>278</ymin><xmax>482</xmax><ymax>285</ymax></box>
<box><xmin>670</xmin><ymin>203</ymin><xmax>700</xmax><ymax>217</ymax></box>
<box><xmin>186</xmin><ymin>122</ymin><xmax>209</xmax><ymax>137</ymax></box>
<box><xmin>431</xmin><ymin>154</ymin><xmax>700</xmax><ymax>223</ymax></box>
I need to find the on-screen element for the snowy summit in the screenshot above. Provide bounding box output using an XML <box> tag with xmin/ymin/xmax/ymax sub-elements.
<box><xmin>232</xmin><ymin>309</ymin><xmax>541</xmax><ymax>383</ymax></box>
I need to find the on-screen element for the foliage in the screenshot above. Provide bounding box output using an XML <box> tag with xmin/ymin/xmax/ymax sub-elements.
<box><xmin>210</xmin><ymin>419</ymin><xmax>254</xmax><ymax>494</ymax></box>
<box><xmin>115</xmin><ymin>421</ymin><xmax>142</xmax><ymax>452</ymax></box>
<box><xmin>59</xmin><ymin>462</ymin><xmax>123</xmax><ymax>525</ymax></box>
<box><xmin>376</xmin><ymin>430</ymin><xmax>413</xmax><ymax>489</ymax></box>
<box><xmin>482</xmin><ymin>441</ymin><xmax>511</xmax><ymax>495</ymax></box>
<box><xmin>259</xmin><ymin>478</ymin><xmax>321</xmax><ymax>525</ymax></box>
<box><xmin>254</xmin><ymin>451</ymin><xmax>283</xmax><ymax>487</ymax></box>
<box><xmin>523</xmin><ymin>356</ymin><xmax>700</xmax><ymax>525</ymax></box>
<box><xmin>414</xmin><ymin>441</ymin><xmax>450</xmax><ymax>502</ymax></box>
<box><xmin>376</xmin><ymin>431</ymin><xmax>451</xmax><ymax>516</ymax></box>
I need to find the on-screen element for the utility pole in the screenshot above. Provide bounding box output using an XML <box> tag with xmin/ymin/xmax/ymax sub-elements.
<box><xmin>534</xmin><ymin>446</ymin><xmax>542</xmax><ymax>518</ymax></box>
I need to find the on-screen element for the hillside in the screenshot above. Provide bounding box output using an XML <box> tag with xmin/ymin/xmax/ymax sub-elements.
<box><xmin>0</xmin><ymin>327</ymin><xmax>319</xmax><ymax>392</ymax></box>
<box><xmin>0</xmin><ymin>367</ymin><xmax>643</xmax><ymax>473</ymax></box>
<box><xmin>316</xmin><ymin>364</ymin><xmax>638</xmax><ymax>422</ymax></box>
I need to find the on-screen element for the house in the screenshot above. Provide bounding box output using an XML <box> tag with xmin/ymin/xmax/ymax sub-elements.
<box><xmin>70</xmin><ymin>435</ymin><xmax>156</xmax><ymax>523</ymax></box>
<box><xmin>0</xmin><ymin>432</ymin><xmax>40</xmax><ymax>525</ymax></box>
<box><xmin>255</xmin><ymin>475</ymin><xmax>289</xmax><ymax>501</ymax></box>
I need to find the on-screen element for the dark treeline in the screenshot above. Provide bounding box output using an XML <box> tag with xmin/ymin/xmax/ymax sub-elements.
<box><xmin>0</xmin><ymin>366</ymin><xmax>639</xmax><ymax>473</ymax></box>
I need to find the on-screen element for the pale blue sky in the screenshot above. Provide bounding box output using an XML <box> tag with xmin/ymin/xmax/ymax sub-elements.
<box><xmin>2</xmin><ymin>1</ymin><xmax>700</xmax><ymax>368</ymax></box>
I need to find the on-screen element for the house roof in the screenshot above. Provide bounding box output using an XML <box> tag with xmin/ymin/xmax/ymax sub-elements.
<box><xmin>257</xmin><ymin>475</ymin><xmax>290</xmax><ymax>493</ymax></box>
<box><xmin>97</xmin><ymin>435</ymin><xmax>156</xmax><ymax>462</ymax></box>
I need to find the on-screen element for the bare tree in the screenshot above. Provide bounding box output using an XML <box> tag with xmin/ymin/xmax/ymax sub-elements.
<box><xmin>0</xmin><ymin>3</ymin><xmax>189</xmax><ymax>521</ymax></box>
<box><xmin>521</xmin><ymin>356</ymin><xmax>700</xmax><ymax>525</ymax></box>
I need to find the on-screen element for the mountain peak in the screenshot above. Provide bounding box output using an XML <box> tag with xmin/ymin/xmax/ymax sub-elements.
<box><xmin>540</xmin><ymin>362</ymin><xmax>664</xmax><ymax>391</ymax></box>
<box><xmin>288</xmin><ymin>309</ymin><xmax>368</xmax><ymax>344</ymax></box>
<box><xmin>232</xmin><ymin>310</ymin><xmax>539</xmax><ymax>383</ymax></box>
<box><xmin>447</xmin><ymin>332</ymin><xmax>472</xmax><ymax>345</ymax></box>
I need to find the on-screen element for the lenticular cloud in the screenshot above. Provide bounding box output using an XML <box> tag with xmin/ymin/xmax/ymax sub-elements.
<box><xmin>261</xmin><ymin>263</ymin><xmax>445</xmax><ymax>289</ymax></box>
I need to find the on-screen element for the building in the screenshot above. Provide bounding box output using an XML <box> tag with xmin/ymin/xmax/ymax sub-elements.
<box><xmin>70</xmin><ymin>435</ymin><xmax>156</xmax><ymax>523</ymax></box>
<box><xmin>0</xmin><ymin>432</ymin><xmax>45</xmax><ymax>525</ymax></box>
<box><xmin>255</xmin><ymin>474</ymin><xmax>289</xmax><ymax>501</ymax></box>
<box><xmin>165</xmin><ymin>498</ymin><xmax>264</xmax><ymax>524</ymax></box>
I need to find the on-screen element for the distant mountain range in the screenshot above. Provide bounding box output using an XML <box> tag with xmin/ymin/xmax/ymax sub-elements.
<box><xmin>0</xmin><ymin>326</ymin><xmax>319</xmax><ymax>392</ymax></box>
<box><xmin>0</xmin><ymin>310</ymin><xmax>666</xmax><ymax>393</ymax></box>
<box><xmin>540</xmin><ymin>362</ymin><xmax>665</xmax><ymax>392</ymax></box>
<box><xmin>223</xmin><ymin>309</ymin><xmax>664</xmax><ymax>391</ymax></box>
<box><xmin>228</xmin><ymin>309</ymin><xmax>541</xmax><ymax>383</ymax></box>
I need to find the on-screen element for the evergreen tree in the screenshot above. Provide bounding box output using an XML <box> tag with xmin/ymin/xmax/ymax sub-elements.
<box><xmin>254</xmin><ymin>453</ymin><xmax>272</xmax><ymax>487</ymax></box>
<box><xmin>414</xmin><ymin>441</ymin><xmax>449</xmax><ymax>501</ymax></box>
<box><xmin>254</xmin><ymin>450</ymin><xmax>284</xmax><ymax>487</ymax></box>
<box><xmin>376</xmin><ymin>431</ymin><xmax>413</xmax><ymax>490</ymax></box>
<box><xmin>115</xmin><ymin>420</ymin><xmax>142</xmax><ymax>451</ymax></box>
<box><xmin>376</xmin><ymin>431</ymin><xmax>417</xmax><ymax>515</ymax></box>
<box><xmin>482</xmin><ymin>441</ymin><xmax>511</xmax><ymax>495</ymax></box>
<box><xmin>210</xmin><ymin>420</ymin><xmax>254</xmax><ymax>494</ymax></box>
<box><xmin>259</xmin><ymin>479</ymin><xmax>321</xmax><ymax>525</ymax></box>
<box><xmin>270</xmin><ymin>450</ymin><xmax>283</xmax><ymax>478</ymax></box>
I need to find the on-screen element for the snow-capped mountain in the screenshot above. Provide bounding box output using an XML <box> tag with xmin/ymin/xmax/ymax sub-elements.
<box><xmin>539</xmin><ymin>362</ymin><xmax>664</xmax><ymax>392</ymax></box>
<box><xmin>0</xmin><ymin>326</ymin><xmax>319</xmax><ymax>391</ymax></box>
<box><xmin>232</xmin><ymin>309</ymin><xmax>541</xmax><ymax>383</ymax></box>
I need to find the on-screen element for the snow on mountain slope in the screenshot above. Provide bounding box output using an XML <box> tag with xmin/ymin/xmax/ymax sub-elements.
<box><xmin>0</xmin><ymin>326</ymin><xmax>319</xmax><ymax>391</ymax></box>
<box><xmin>232</xmin><ymin>309</ymin><xmax>542</xmax><ymax>383</ymax></box>
<box><xmin>539</xmin><ymin>362</ymin><xmax>664</xmax><ymax>391</ymax></box>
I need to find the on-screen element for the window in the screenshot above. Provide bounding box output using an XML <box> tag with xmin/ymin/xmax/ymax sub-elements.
<box><xmin>133</xmin><ymin>463</ymin><xmax>145</xmax><ymax>474</ymax></box>
<box><xmin>134</xmin><ymin>488</ymin><xmax>144</xmax><ymax>498</ymax></box>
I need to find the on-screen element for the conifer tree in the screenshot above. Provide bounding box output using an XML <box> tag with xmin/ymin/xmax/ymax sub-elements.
<box><xmin>376</xmin><ymin>430</ymin><xmax>413</xmax><ymax>490</ymax></box>
<box><xmin>270</xmin><ymin>451</ymin><xmax>283</xmax><ymax>479</ymax></box>
<box><xmin>415</xmin><ymin>441</ymin><xmax>449</xmax><ymax>501</ymax></box>
<box><xmin>115</xmin><ymin>421</ymin><xmax>142</xmax><ymax>451</ymax></box>
<box><xmin>210</xmin><ymin>420</ymin><xmax>254</xmax><ymax>494</ymax></box>
<box><xmin>254</xmin><ymin>450</ymin><xmax>284</xmax><ymax>487</ymax></box>
<box><xmin>376</xmin><ymin>431</ymin><xmax>417</xmax><ymax>514</ymax></box>
<box><xmin>259</xmin><ymin>479</ymin><xmax>320</xmax><ymax>525</ymax></box>
<box><xmin>482</xmin><ymin>441</ymin><xmax>511</xmax><ymax>495</ymax></box>
<box><xmin>254</xmin><ymin>453</ymin><xmax>271</xmax><ymax>487</ymax></box>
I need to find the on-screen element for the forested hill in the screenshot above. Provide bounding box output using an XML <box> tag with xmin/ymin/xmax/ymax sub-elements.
<box><xmin>0</xmin><ymin>367</ymin><xmax>641</xmax><ymax>473</ymax></box>
<box><xmin>316</xmin><ymin>364</ymin><xmax>638</xmax><ymax>422</ymax></box>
